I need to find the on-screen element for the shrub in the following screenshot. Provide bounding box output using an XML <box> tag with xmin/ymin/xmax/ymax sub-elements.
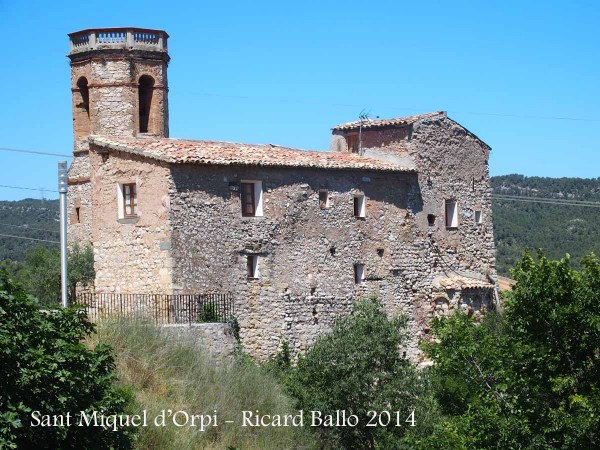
<box><xmin>0</xmin><ymin>271</ymin><xmax>133</xmax><ymax>449</ymax></box>
<box><xmin>416</xmin><ymin>253</ymin><xmax>600</xmax><ymax>449</ymax></box>
<box><xmin>286</xmin><ymin>297</ymin><xmax>437</xmax><ymax>450</ymax></box>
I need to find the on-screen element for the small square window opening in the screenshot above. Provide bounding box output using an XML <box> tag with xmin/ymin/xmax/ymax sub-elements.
<box><xmin>475</xmin><ymin>210</ymin><xmax>483</xmax><ymax>224</ymax></box>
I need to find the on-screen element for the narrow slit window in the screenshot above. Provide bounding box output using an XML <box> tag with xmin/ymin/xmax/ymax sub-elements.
<box><xmin>123</xmin><ymin>183</ymin><xmax>138</xmax><ymax>217</ymax></box>
<box><xmin>445</xmin><ymin>200</ymin><xmax>458</xmax><ymax>228</ymax></box>
<box><xmin>354</xmin><ymin>264</ymin><xmax>365</xmax><ymax>284</ymax></box>
<box><xmin>75</xmin><ymin>207</ymin><xmax>81</xmax><ymax>223</ymax></box>
<box><xmin>354</xmin><ymin>194</ymin><xmax>366</xmax><ymax>218</ymax></box>
<box><xmin>319</xmin><ymin>190</ymin><xmax>329</xmax><ymax>209</ymax></box>
<box><xmin>247</xmin><ymin>255</ymin><xmax>259</xmax><ymax>279</ymax></box>
<box><xmin>475</xmin><ymin>210</ymin><xmax>483</xmax><ymax>224</ymax></box>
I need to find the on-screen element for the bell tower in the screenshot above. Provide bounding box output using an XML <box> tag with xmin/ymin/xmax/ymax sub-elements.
<box><xmin>66</xmin><ymin>27</ymin><xmax>170</xmax><ymax>245</ymax></box>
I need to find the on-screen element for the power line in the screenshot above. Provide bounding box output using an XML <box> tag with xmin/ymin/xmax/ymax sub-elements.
<box><xmin>0</xmin><ymin>146</ymin><xmax>71</xmax><ymax>158</ymax></box>
<box><xmin>0</xmin><ymin>233</ymin><xmax>59</xmax><ymax>244</ymax></box>
<box><xmin>0</xmin><ymin>184</ymin><xmax>59</xmax><ymax>193</ymax></box>
<box><xmin>192</xmin><ymin>92</ymin><xmax>600</xmax><ymax>123</ymax></box>
<box><xmin>492</xmin><ymin>194</ymin><xmax>600</xmax><ymax>208</ymax></box>
<box><xmin>493</xmin><ymin>194</ymin><xmax>600</xmax><ymax>206</ymax></box>
<box><xmin>0</xmin><ymin>222</ymin><xmax>60</xmax><ymax>234</ymax></box>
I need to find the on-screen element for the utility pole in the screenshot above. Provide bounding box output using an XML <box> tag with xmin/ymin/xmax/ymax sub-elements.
<box><xmin>58</xmin><ymin>161</ymin><xmax>68</xmax><ymax>308</ymax></box>
<box><xmin>358</xmin><ymin>110</ymin><xmax>370</xmax><ymax>155</ymax></box>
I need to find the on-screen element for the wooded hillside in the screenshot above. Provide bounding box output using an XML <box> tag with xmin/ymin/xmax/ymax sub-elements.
<box><xmin>492</xmin><ymin>175</ymin><xmax>600</xmax><ymax>274</ymax></box>
<box><xmin>0</xmin><ymin>199</ymin><xmax>59</xmax><ymax>261</ymax></box>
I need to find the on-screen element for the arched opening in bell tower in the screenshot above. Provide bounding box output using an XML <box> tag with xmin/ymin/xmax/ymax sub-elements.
<box><xmin>74</xmin><ymin>77</ymin><xmax>90</xmax><ymax>136</ymax></box>
<box><xmin>138</xmin><ymin>75</ymin><xmax>155</xmax><ymax>133</ymax></box>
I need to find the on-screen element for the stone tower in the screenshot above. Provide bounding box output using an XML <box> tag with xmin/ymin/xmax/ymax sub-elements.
<box><xmin>66</xmin><ymin>28</ymin><xmax>170</xmax><ymax>245</ymax></box>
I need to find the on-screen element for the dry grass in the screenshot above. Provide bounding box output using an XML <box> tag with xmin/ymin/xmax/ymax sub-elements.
<box><xmin>91</xmin><ymin>318</ymin><xmax>318</xmax><ymax>450</ymax></box>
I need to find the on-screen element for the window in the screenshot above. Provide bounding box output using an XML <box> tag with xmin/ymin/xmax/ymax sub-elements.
<box><xmin>118</xmin><ymin>183</ymin><xmax>138</xmax><ymax>218</ymax></box>
<box><xmin>75</xmin><ymin>207</ymin><xmax>81</xmax><ymax>224</ymax></box>
<box><xmin>354</xmin><ymin>264</ymin><xmax>365</xmax><ymax>284</ymax></box>
<box><xmin>319</xmin><ymin>190</ymin><xmax>329</xmax><ymax>209</ymax></box>
<box><xmin>241</xmin><ymin>182</ymin><xmax>255</xmax><ymax>216</ymax></box>
<box><xmin>74</xmin><ymin>77</ymin><xmax>90</xmax><ymax>136</ymax></box>
<box><xmin>138</xmin><ymin>75</ymin><xmax>155</xmax><ymax>133</ymax></box>
<box><xmin>354</xmin><ymin>194</ymin><xmax>366</xmax><ymax>218</ymax></box>
<box><xmin>475</xmin><ymin>210</ymin><xmax>483</xmax><ymax>224</ymax></box>
<box><xmin>427</xmin><ymin>214</ymin><xmax>436</xmax><ymax>226</ymax></box>
<box><xmin>445</xmin><ymin>200</ymin><xmax>458</xmax><ymax>228</ymax></box>
<box><xmin>247</xmin><ymin>255</ymin><xmax>259</xmax><ymax>279</ymax></box>
<box><xmin>346</xmin><ymin>134</ymin><xmax>359</xmax><ymax>153</ymax></box>
<box><xmin>240</xmin><ymin>181</ymin><xmax>263</xmax><ymax>217</ymax></box>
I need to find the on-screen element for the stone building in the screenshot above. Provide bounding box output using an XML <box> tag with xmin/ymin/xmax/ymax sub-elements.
<box><xmin>67</xmin><ymin>27</ymin><xmax>498</xmax><ymax>362</ymax></box>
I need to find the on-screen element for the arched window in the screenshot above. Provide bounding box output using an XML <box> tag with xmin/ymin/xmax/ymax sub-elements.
<box><xmin>138</xmin><ymin>75</ymin><xmax>155</xmax><ymax>133</ymax></box>
<box><xmin>74</xmin><ymin>77</ymin><xmax>90</xmax><ymax>135</ymax></box>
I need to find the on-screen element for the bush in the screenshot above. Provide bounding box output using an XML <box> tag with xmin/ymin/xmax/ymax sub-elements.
<box><xmin>0</xmin><ymin>271</ymin><xmax>133</xmax><ymax>449</ymax></box>
<box><xmin>416</xmin><ymin>252</ymin><xmax>600</xmax><ymax>449</ymax></box>
<box><xmin>14</xmin><ymin>244</ymin><xmax>95</xmax><ymax>306</ymax></box>
<box><xmin>286</xmin><ymin>297</ymin><xmax>438</xmax><ymax>450</ymax></box>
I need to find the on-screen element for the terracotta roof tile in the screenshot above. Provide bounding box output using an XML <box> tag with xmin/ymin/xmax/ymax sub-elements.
<box><xmin>89</xmin><ymin>136</ymin><xmax>416</xmax><ymax>172</ymax></box>
<box><xmin>435</xmin><ymin>275</ymin><xmax>495</xmax><ymax>290</ymax></box>
<box><xmin>332</xmin><ymin>111</ymin><xmax>446</xmax><ymax>131</ymax></box>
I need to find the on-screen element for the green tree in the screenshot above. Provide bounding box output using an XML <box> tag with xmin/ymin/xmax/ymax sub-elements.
<box><xmin>0</xmin><ymin>271</ymin><xmax>133</xmax><ymax>449</ymax></box>
<box><xmin>416</xmin><ymin>252</ymin><xmax>600</xmax><ymax>449</ymax></box>
<box><xmin>286</xmin><ymin>297</ymin><xmax>438</xmax><ymax>450</ymax></box>
<box><xmin>18</xmin><ymin>244</ymin><xmax>95</xmax><ymax>305</ymax></box>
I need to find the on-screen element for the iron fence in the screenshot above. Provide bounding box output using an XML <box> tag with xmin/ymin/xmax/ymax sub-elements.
<box><xmin>71</xmin><ymin>292</ymin><xmax>235</xmax><ymax>324</ymax></box>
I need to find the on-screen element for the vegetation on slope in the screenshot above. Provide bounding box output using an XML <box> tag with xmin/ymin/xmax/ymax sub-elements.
<box><xmin>93</xmin><ymin>319</ymin><xmax>318</xmax><ymax>450</ymax></box>
<box><xmin>272</xmin><ymin>298</ymin><xmax>438</xmax><ymax>450</ymax></box>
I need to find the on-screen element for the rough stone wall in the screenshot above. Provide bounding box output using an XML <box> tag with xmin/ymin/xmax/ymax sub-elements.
<box><xmin>159</xmin><ymin>323</ymin><xmax>237</xmax><ymax>365</ymax></box>
<box><xmin>89</xmin><ymin>144</ymin><xmax>173</xmax><ymax>294</ymax></box>
<box><xmin>331</xmin><ymin>115</ymin><xmax>498</xmax><ymax>357</ymax></box>
<box><xmin>67</xmin><ymin>51</ymin><xmax>169</xmax><ymax>249</ymax></box>
<box><xmin>168</xmin><ymin>164</ymin><xmax>434</xmax><ymax>361</ymax></box>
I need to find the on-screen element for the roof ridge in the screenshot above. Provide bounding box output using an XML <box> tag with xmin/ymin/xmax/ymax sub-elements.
<box><xmin>88</xmin><ymin>136</ymin><xmax>416</xmax><ymax>173</ymax></box>
<box><xmin>331</xmin><ymin>111</ymin><xmax>446</xmax><ymax>131</ymax></box>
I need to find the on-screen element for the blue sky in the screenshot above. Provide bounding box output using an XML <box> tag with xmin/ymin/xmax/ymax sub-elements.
<box><xmin>0</xmin><ymin>0</ymin><xmax>598</xmax><ymax>201</ymax></box>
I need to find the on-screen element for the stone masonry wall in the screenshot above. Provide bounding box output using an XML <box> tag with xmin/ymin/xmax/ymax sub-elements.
<box><xmin>89</xmin><ymin>145</ymin><xmax>173</xmax><ymax>294</ymax></box>
<box><xmin>159</xmin><ymin>323</ymin><xmax>237</xmax><ymax>365</ymax></box>
<box><xmin>168</xmin><ymin>164</ymin><xmax>434</xmax><ymax>361</ymax></box>
<box><xmin>331</xmin><ymin>115</ymin><xmax>498</xmax><ymax>356</ymax></box>
<box><xmin>83</xmin><ymin>115</ymin><xmax>495</xmax><ymax>364</ymax></box>
<box><xmin>68</xmin><ymin>51</ymin><xmax>169</xmax><ymax>248</ymax></box>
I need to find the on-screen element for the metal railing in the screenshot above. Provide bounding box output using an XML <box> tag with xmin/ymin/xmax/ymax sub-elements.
<box><xmin>72</xmin><ymin>292</ymin><xmax>234</xmax><ymax>324</ymax></box>
<box><xmin>68</xmin><ymin>28</ymin><xmax>169</xmax><ymax>54</ymax></box>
